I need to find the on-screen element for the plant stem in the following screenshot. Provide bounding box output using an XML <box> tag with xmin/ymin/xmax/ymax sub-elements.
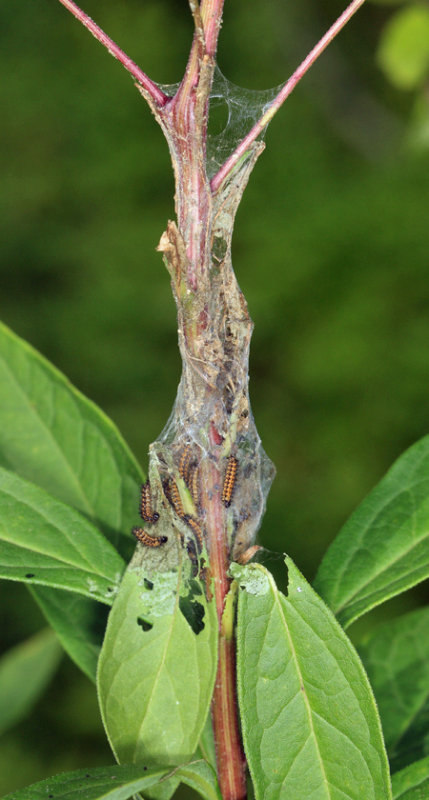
<box><xmin>211</xmin><ymin>0</ymin><xmax>367</xmax><ymax>191</ymax></box>
<box><xmin>200</xmin><ymin>0</ymin><xmax>225</xmax><ymax>56</ymax></box>
<box><xmin>203</xmin><ymin>442</ymin><xmax>247</xmax><ymax>800</ymax></box>
<box><xmin>57</xmin><ymin>4</ymin><xmax>369</xmax><ymax>799</ymax></box>
<box><xmin>56</xmin><ymin>0</ymin><xmax>167</xmax><ymax>105</ymax></box>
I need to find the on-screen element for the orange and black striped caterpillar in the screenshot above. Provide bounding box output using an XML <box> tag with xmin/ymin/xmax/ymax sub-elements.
<box><xmin>178</xmin><ymin>446</ymin><xmax>200</xmax><ymax>509</ymax></box>
<box><xmin>139</xmin><ymin>480</ymin><xmax>160</xmax><ymax>523</ymax></box>
<box><xmin>179</xmin><ymin>444</ymin><xmax>194</xmax><ymax>486</ymax></box>
<box><xmin>163</xmin><ymin>465</ymin><xmax>204</xmax><ymax>552</ymax></box>
<box><xmin>132</xmin><ymin>527</ymin><xmax>167</xmax><ymax>547</ymax></box>
<box><xmin>188</xmin><ymin>464</ymin><xmax>200</xmax><ymax>509</ymax></box>
<box><xmin>183</xmin><ymin>514</ymin><xmax>204</xmax><ymax>553</ymax></box>
<box><xmin>163</xmin><ymin>478</ymin><xmax>185</xmax><ymax>518</ymax></box>
<box><xmin>222</xmin><ymin>455</ymin><xmax>238</xmax><ymax>507</ymax></box>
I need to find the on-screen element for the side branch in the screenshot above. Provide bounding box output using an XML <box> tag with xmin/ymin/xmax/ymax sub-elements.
<box><xmin>56</xmin><ymin>0</ymin><xmax>168</xmax><ymax>106</ymax></box>
<box><xmin>211</xmin><ymin>0</ymin><xmax>367</xmax><ymax>192</ymax></box>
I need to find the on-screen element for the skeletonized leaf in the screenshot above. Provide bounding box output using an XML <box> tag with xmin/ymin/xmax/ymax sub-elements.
<box><xmin>97</xmin><ymin>537</ymin><xmax>218</xmax><ymax>766</ymax></box>
<box><xmin>314</xmin><ymin>437</ymin><xmax>429</xmax><ymax>628</ymax></box>
<box><xmin>0</xmin><ymin>466</ymin><xmax>124</xmax><ymax>602</ymax></box>
<box><xmin>234</xmin><ymin>558</ymin><xmax>392</xmax><ymax>800</ymax></box>
<box><xmin>0</xmin><ymin>628</ymin><xmax>62</xmax><ymax>735</ymax></box>
<box><xmin>358</xmin><ymin>607</ymin><xmax>429</xmax><ymax>772</ymax></box>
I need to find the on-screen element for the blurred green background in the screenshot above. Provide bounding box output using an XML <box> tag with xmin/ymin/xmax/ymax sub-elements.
<box><xmin>1</xmin><ymin>0</ymin><xmax>429</xmax><ymax>795</ymax></box>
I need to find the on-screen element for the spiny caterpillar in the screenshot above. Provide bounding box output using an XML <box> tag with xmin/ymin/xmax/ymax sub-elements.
<box><xmin>222</xmin><ymin>455</ymin><xmax>238</xmax><ymax>507</ymax></box>
<box><xmin>163</xmin><ymin>478</ymin><xmax>185</xmax><ymax>518</ymax></box>
<box><xmin>132</xmin><ymin>527</ymin><xmax>167</xmax><ymax>547</ymax></box>
<box><xmin>183</xmin><ymin>514</ymin><xmax>204</xmax><ymax>553</ymax></box>
<box><xmin>178</xmin><ymin>444</ymin><xmax>194</xmax><ymax>486</ymax></box>
<box><xmin>188</xmin><ymin>463</ymin><xmax>200</xmax><ymax>509</ymax></box>
<box><xmin>139</xmin><ymin>480</ymin><xmax>159</xmax><ymax>523</ymax></box>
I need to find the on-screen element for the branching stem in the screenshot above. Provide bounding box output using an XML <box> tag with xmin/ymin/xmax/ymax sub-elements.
<box><xmin>211</xmin><ymin>0</ymin><xmax>367</xmax><ymax>192</ymax></box>
<box><xmin>56</xmin><ymin>3</ymin><xmax>367</xmax><ymax>799</ymax></box>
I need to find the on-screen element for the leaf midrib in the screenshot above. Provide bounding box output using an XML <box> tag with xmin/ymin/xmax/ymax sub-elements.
<box><xmin>0</xmin><ymin>533</ymin><xmax>118</xmax><ymax>581</ymax></box>
<box><xmin>269</xmin><ymin>574</ymin><xmax>331</xmax><ymax>799</ymax></box>
<box><xmin>333</xmin><ymin>485</ymin><xmax>429</xmax><ymax>615</ymax></box>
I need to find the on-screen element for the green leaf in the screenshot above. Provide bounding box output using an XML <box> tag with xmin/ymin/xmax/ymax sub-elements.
<box><xmin>97</xmin><ymin>539</ymin><xmax>218</xmax><ymax>766</ymax></box>
<box><xmin>358</xmin><ymin>607</ymin><xmax>429</xmax><ymax>771</ymax></box>
<box><xmin>0</xmin><ymin>466</ymin><xmax>125</xmax><ymax>602</ymax></box>
<box><xmin>29</xmin><ymin>587</ymin><xmax>108</xmax><ymax>682</ymax></box>
<box><xmin>377</xmin><ymin>6</ymin><xmax>429</xmax><ymax>90</ymax></box>
<box><xmin>314</xmin><ymin>436</ymin><xmax>429</xmax><ymax>628</ymax></box>
<box><xmin>198</xmin><ymin>714</ymin><xmax>217</xmax><ymax>771</ymax></box>
<box><xmin>0</xmin><ymin>628</ymin><xmax>62</xmax><ymax>735</ymax></box>
<box><xmin>143</xmin><ymin>778</ymin><xmax>180</xmax><ymax>800</ymax></box>
<box><xmin>0</xmin><ymin>760</ymin><xmax>219</xmax><ymax>800</ymax></box>
<box><xmin>0</xmin><ymin>764</ymin><xmax>167</xmax><ymax>800</ymax></box>
<box><xmin>0</xmin><ymin>321</ymin><xmax>143</xmax><ymax>554</ymax></box>
<box><xmin>392</xmin><ymin>756</ymin><xmax>429</xmax><ymax>799</ymax></box>
<box><xmin>0</xmin><ymin>322</ymin><xmax>143</xmax><ymax>674</ymax></box>
<box><xmin>234</xmin><ymin>558</ymin><xmax>392</xmax><ymax>800</ymax></box>
<box><xmin>176</xmin><ymin>760</ymin><xmax>221</xmax><ymax>800</ymax></box>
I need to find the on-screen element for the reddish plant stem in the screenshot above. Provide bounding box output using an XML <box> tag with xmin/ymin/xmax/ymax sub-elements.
<box><xmin>56</xmin><ymin>0</ymin><xmax>167</xmax><ymax>105</ymax></box>
<box><xmin>175</xmin><ymin>0</ymin><xmax>224</xmax><ymax>136</ymax></box>
<box><xmin>200</xmin><ymin>0</ymin><xmax>225</xmax><ymax>56</ymax></box>
<box><xmin>211</xmin><ymin>0</ymin><xmax>367</xmax><ymax>191</ymax></box>
<box><xmin>203</xmin><ymin>444</ymin><xmax>247</xmax><ymax>800</ymax></box>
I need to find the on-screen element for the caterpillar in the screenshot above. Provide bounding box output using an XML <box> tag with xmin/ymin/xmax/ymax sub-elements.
<box><xmin>183</xmin><ymin>514</ymin><xmax>204</xmax><ymax>554</ymax></box>
<box><xmin>236</xmin><ymin>545</ymin><xmax>262</xmax><ymax>565</ymax></box>
<box><xmin>221</xmin><ymin>456</ymin><xmax>238</xmax><ymax>507</ymax></box>
<box><xmin>163</xmin><ymin>478</ymin><xmax>185</xmax><ymax>518</ymax></box>
<box><xmin>188</xmin><ymin>464</ymin><xmax>200</xmax><ymax>509</ymax></box>
<box><xmin>179</xmin><ymin>444</ymin><xmax>194</xmax><ymax>486</ymax></box>
<box><xmin>139</xmin><ymin>480</ymin><xmax>159</xmax><ymax>523</ymax></box>
<box><xmin>132</xmin><ymin>526</ymin><xmax>167</xmax><ymax>547</ymax></box>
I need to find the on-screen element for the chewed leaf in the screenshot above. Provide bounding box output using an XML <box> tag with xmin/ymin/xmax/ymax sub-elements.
<box><xmin>97</xmin><ymin>535</ymin><xmax>217</xmax><ymax>766</ymax></box>
<box><xmin>234</xmin><ymin>558</ymin><xmax>392</xmax><ymax>800</ymax></box>
<box><xmin>314</xmin><ymin>436</ymin><xmax>429</xmax><ymax>628</ymax></box>
<box><xmin>0</xmin><ymin>466</ymin><xmax>125</xmax><ymax>603</ymax></box>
